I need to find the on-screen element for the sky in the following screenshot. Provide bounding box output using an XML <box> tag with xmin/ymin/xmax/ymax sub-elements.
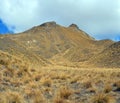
<box><xmin>0</xmin><ymin>0</ymin><xmax>120</xmax><ymax>41</ymax></box>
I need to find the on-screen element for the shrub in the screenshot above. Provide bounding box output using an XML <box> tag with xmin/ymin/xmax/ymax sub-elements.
<box><xmin>34</xmin><ymin>74</ymin><xmax>41</xmax><ymax>81</ymax></box>
<box><xmin>0</xmin><ymin>93</ymin><xmax>6</xmax><ymax>103</ymax></box>
<box><xmin>70</xmin><ymin>76</ymin><xmax>78</xmax><ymax>84</ymax></box>
<box><xmin>6</xmin><ymin>91</ymin><xmax>24</xmax><ymax>103</ymax></box>
<box><xmin>54</xmin><ymin>97</ymin><xmax>65</xmax><ymax>103</ymax></box>
<box><xmin>40</xmin><ymin>77</ymin><xmax>52</xmax><ymax>87</ymax></box>
<box><xmin>104</xmin><ymin>84</ymin><xmax>112</xmax><ymax>93</ymax></box>
<box><xmin>114</xmin><ymin>81</ymin><xmax>120</xmax><ymax>88</ymax></box>
<box><xmin>0</xmin><ymin>58</ymin><xmax>9</xmax><ymax>66</ymax></box>
<box><xmin>113</xmin><ymin>81</ymin><xmax>120</xmax><ymax>91</ymax></box>
<box><xmin>83</xmin><ymin>81</ymin><xmax>92</xmax><ymax>89</ymax></box>
<box><xmin>25</xmin><ymin>89</ymin><xmax>46</xmax><ymax>103</ymax></box>
<box><xmin>92</xmin><ymin>93</ymin><xmax>116</xmax><ymax>103</ymax></box>
<box><xmin>58</xmin><ymin>86</ymin><xmax>73</xmax><ymax>99</ymax></box>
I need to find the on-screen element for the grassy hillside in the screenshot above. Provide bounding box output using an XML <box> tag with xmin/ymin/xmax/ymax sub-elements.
<box><xmin>88</xmin><ymin>41</ymin><xmax>120</xmax><ymax>67</ymax></box>
<box><xmin>0</xmin><ymin>65</ymin><xmax>120</xmax><ymax>103</ymax></box>
<box><xmin>0</xmin><ymin>22</ymin><xmax>118</xmax><ymax>68</ymax></box>
<box><xmin>0</xmin><ymin>50</ymin><xmax>29</xmax><ymax>70</ymax></box>
<box><xmin>0</xmin><ymin>35</ymin><xmax>50</xmax><ymax>67</ymax></box>
<box><xmin>0</xmin><ymin>21</ymin><xmax>120</xmax><ymax>103</ymax></box>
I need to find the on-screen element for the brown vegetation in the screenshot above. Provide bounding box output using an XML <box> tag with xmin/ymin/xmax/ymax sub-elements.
<box><xmin>0</xmin><ymin>22</ymin><xmax>120</xmax><ymax>103</ymax></box>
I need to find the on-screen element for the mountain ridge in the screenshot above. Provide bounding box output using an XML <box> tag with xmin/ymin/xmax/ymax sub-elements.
<box><xmin>0</xmin><ymin>21</ymin><xmax>119</xmax><ymax>68</ymax></box>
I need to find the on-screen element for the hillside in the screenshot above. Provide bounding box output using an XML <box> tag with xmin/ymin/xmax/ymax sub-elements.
<box><xmin>0</xmin><ymin>21</ymin><xmax>119</xmax><ymax>68</ymax></box>
<box><xmin>0</xmin><ymin>50</ymin><xmax>29</xmax><ymax>70</ymax></box>
<box><xmin>0</xmin><ymin>35</ymin><xmax>50</xmax><ymax>66</ymax></box>
<box><xmin>88</xmin><ymin>41</ymin><xmax>120</xmax><ymax>67</ymax></box>
<box><xmin>1</xmin><ymin>21</ymin><xmax>120</xmax><ymax>103</ymax></box>
<box><xmin>10</xmin><ymin>22</ymin><xmax>95</xmax><ymax>59</ymax></box>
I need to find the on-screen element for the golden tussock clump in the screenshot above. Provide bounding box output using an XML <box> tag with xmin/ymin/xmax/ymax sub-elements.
<box><xmin>104</xmin><ymin>84</ymin><xmax>112</xmax><ymax>93</ymax></box>
<box><xmin>57</xmin><ymin>86</ymin><xmax>73</xmax><ymax>99</ymax></box>
<box><xmin>0</xmin><ymin>91</ymin><xmax>25</xmax><ymax>103</ymax></box>
<box><xmin>92</xmin><ymin>93</ymin><xmax>116</xmax><ymax>103</ymax></box>
<box><xmin>40</xmin><ymin>77</ymin><xmax>52</xmax><ymax>87</ymax></box>
<box><xmin>53</xmin><ymin>96</ymin><xmax>66</xmax><ymax>103</ymax></box>
<box><xmin>114</xmin><ymin>80</ymin><xmax>120</xmax><ymax>89</ymax></box>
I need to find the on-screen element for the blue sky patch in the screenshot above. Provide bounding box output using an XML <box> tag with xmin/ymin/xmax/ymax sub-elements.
<box><xmin>0</xmin><ymin>19</ymin><xmax>13</xmax><ymax>34</ymax></box>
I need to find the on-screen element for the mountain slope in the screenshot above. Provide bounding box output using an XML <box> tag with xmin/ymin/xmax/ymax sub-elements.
<box><xmin>0</xmin><ymin>50</ymin><xmax>29</xmax><ymax>70</ymax></box>
<box><xmin>0</xmin><ymin>21</ymin><xmax>118</xmax><ymax>68</ymax></box>
<box><xmin>88</xmin><ymin>41</ymin><xmax>120</xmax><ymax>67</ymax></box>
<box><xmin>9</xmin><ymin>22</ymin><xmax>114</xmax><ymax>64</ymax></box>
<box><xmin>10</xmin><ymin>22</ymin><xmax>94</xmax><ymax>59</ymax></box>
<box><xmin>0</xmin><ymin>35</ymin><xmax>50</xmax><ymax>66</ymax></box>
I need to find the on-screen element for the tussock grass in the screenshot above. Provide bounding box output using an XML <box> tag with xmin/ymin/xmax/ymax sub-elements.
<box><xmin>53</xmin><ymin>97</ymin><xmax>65</xmax><ymax>103</ymax></box>
<box><xmin>104</xmin><ymin>84</ymin><xmax>112</xmax><ymax>93</ymax></box>
<box><xmin>92</xmin><ymin>93</ymin><xmax>116</xmax><ymax>103</ymax></box>
<box><xmin>1</xmin><ymin>91</ymin><xmax>25</xmax><ymax>103</ymax></box>
<box><xmin>57</xmin><ymin>86</ymin><xmax>73</xmax><ymax>99</ymax></box>
<box><xmin>40</xmin><ymin>77</ymin><xmax>52</xmax><ymax>87</ymax></box>
<box><xmin>0</xmin><ymin>65</ymin><xmax>120</xmax><ymax>103</ymax></box>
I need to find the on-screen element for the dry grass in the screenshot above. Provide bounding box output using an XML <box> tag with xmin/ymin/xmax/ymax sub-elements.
<box><xmin>32</xmin><ymin>90</ymin><xmax>46</xmax><ymax>103</ymax></box>
<box><xmin>54</xmin><ymin>97</ymin><xmax>65</xmax><ymax>103</ymax></box>
<box><xmin>87</xmin><ymin>87</ymin><xmax>96</xmax><ymax>93</ymax></box>
<box><xmin>92</xmin><ymin>93</ymin><xmax>116</xmax><ymax>103</ymax></box>
<box><xmin>104</xmin><ymin>84</ymin><xmax>112</xmax><ymax>93</ymax></box>
<box><xmin>57</xmin><ymin>86</ymin><xmax>73</xmax><ymax>99</ymax></box>
<box><xmin>0</xmin><ymin>65</ymin><xmax>120</xmax><ymax>103</ymax></box>
<box><xmin>70</xmin><ymin>76</ymin><xmax>79</xmax><ymax>84</ymax></box>
<box><xmin>0</xmin><ymin>93</ymin><xmax>6</xmax><ymax>103</ymax></box>
<box><xmin>83</xmin><ymin>80</ymin><xmax>93</xmax><ymax>89</ymax></box>
<box><xmin>114</xmin><ymin>80</ymin><xmax>120</xmax><ymax>88</ymax></box>
<box><xmin>0</xmin><ymin>21</ymin><xmax>120</xmax><ymax>103</ymax></box>
<box><xmin>0</xmin><ymin>91</ymin><xmax>25</xmax><ymax>103</ymax></box>
<box><xmin>40</xmin><ymin>77</ymin><xmax>52</xmax><ymax>87</ymax></box>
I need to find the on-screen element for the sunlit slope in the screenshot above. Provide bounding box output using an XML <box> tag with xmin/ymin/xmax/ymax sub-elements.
<box><xmin>88</xmin><ymin>41</ymin><xmax>120</xmax><ymax>67</ymax></box>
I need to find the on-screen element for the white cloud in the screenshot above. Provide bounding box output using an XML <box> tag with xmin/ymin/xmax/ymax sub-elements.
<box><xmin>0</xmin><ymin>0</ymin><xmax>40</xmax><ymax>32</ymax></box>
<box><xmin>0</xmin><ymin>0</ymin><xmax>120</xmax><ymax>40</ymax></box>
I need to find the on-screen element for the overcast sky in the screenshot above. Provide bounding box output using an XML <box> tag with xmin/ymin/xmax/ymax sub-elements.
<box><xmin>0</xmin><ymin>0</ymin><xmax>120</xmax><ymax>41</ymax></box>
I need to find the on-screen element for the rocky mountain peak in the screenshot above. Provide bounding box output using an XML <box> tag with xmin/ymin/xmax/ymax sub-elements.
<box><xmin>69</xmin><ymin>23</ymin><xmax>79</xmax><ymax>30</ymax></box>
<box><xmin>40</xmin><ymin>21</ymin><xmax>57</xmax><ymax>27</ymax></box>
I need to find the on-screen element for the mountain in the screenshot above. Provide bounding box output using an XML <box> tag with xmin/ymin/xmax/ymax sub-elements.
<box><xmin>11</xmin><ymin>22</ymin><xmax>94</xmax><ymax>59</ymax></box>
<box><xmin>0</xmin><ymin>50</ymin><xmax>28</xmax><ymax>70</ymax></box>
<box><xmin>88</xmin><ymin>41</ymin><xmax>120</xmax><ymax>67</ymax></box>
<box><xmin>0</xmin><ymin>35</ymin><xmax>50</xmax><ymax>67</ymax></box>
<box><xmin>0</xmin><ymin>21</ymin><xmax>118</xmax><ymax>68</ymax></box>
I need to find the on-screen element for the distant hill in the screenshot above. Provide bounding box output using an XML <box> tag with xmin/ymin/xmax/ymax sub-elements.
<box><xmin>0</xmin><ymin>21</ymin><xmax>119</xmax><ymax>68</ymax></box>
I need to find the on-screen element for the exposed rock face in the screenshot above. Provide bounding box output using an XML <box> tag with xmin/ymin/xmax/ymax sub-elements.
<box><xmin>69</xmin><ymin>24</ymin><xmax>79</xmax><ymax>30</ymax></box>
<box><xmin>40</xmin><ymin>21</ymin><xmax>57</xmax><ymax>27</ymax></box>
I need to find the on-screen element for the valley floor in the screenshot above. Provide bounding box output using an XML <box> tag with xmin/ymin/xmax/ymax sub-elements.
<box><xmin>0</xmin><ymin>65</ymin><xmax>120</xmax><ymax>103</ymax></box>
